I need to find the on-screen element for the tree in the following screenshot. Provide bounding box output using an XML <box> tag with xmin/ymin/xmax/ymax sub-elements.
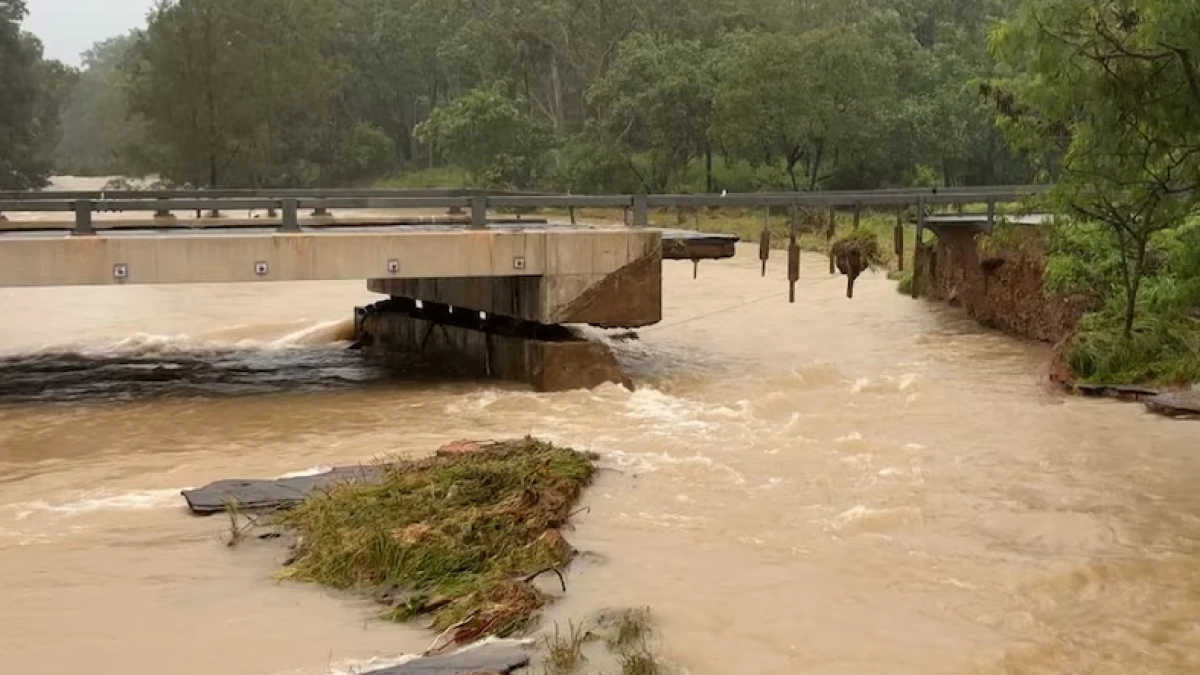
<box><xmin>125</xmin><ymin>0</ymin><xmax>341</xmax><ymax>187</ymax></box>
<box><xmin>991</xmin><ymin>0</ymin><xmax>1200</xmax><ymax>339</ymax></box>
<box><xmin>56</xmin><ymin>34</ymin><xmax>146</xmax><ymax>176</ymax></box>
<box><xmin>0</xmin><ymin>0</ymin><xmax>71</xmax><ymax>189</ymax></box>
<box><xmin>50</xmin><ymin>0</ymin><xmax>1037</xmax><ymax>191</ymax></box>
<box><xmin>587</xmin><ymin>34</ymin><xmax>714</xmax><ymax>192</ymax></box>
<box><xmin>415</xmin><ymin>84</ymin><xmax>553</xmax><ymax>189</ymax></box>
<box><xmin>712</xmin><ymin>28</ymin><xmax>897</xmax><ymax>190</ymax></box>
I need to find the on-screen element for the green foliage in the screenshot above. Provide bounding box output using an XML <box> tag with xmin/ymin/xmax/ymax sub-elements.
<box><xmin>377</xmin><ymin>166</ymin><xmax>475</xmax><ymax>190</ymax></box>
<box><xmin>1066</xmin><ymin>313</ymin><xmax>1200</xmax><ymax>386</ymax></box>
<box><xmin>0</xmin><ymin>0</ymin><xmax>72</xmax><ymax>189</ymax></box>
<box><xmin>588</xmin><ymin>34</ymin><xmax>714</xmax><ymax>192</ymax></box>
<box><xmin>712</xmin><ymin>27</ymin><xmax>896</xmax><ymax>190</ymax></box>
<box><xmin>124</xmin><ymin>0</ymin><xmax>368</xmax><ymax>187</ymax></box>
<box><xmin>992</xmin><ymin>0</ymin><xmax>1200</xmax><ymax>342</ymax></box>
<box><xmin>55</xmin><ymin>34</ymin><xmax>145</xmax><ymax>176</ymax></box>
<box><xmin>276</xmin><ymin>438</ymin><xmax>594</xmax><ymax>635</ymax></box>
<box><xmin>1049</xmin><ymin>218</ymin><xmax>1200</xmax><ymax>385</ymax></box>
<box><xmin>415</xmin><ymin>84</ymin><xmax>553</xmax><ymax>189</ymax></box>
<box><xmin>45</xmin><ymin>0</ymin><xmax>1037</xmax><ymax>189</ymax></box>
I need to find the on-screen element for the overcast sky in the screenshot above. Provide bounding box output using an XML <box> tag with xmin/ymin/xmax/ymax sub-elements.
<box><xmin>25</xmin><ymin>0</ymin><xmax>154</xmax><ymax>65</ymax></box>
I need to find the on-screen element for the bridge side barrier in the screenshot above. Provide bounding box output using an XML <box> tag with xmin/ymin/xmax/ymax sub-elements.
<box><xmin>0</xmin><ymin>187</ymin><xmax>1050</xmax><ymax>234</ymax></box>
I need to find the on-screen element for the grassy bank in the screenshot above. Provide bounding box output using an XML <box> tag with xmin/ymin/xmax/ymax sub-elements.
<box><xmin>273</xmin><ymin>438</ymin><xmax>595</xmax><ymax>646</ymax></box>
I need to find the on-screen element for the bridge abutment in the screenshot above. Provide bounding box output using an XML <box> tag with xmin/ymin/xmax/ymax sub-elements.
<box><xmin>356</xmin><ymin>231</ymin><xmax>662</xmax><ymax>390</ymax></box>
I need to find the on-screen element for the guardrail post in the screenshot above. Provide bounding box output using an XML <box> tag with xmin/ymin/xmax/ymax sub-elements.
<box><xmin>788</xmin><ymin>203</ymin><xmax>801</xmax><ymax>303</ymax></box>
<box><xmin>827</xmin><ymin>208</ymin><xmax>837</xmax><ymax>275</ymax></box>
<box><xmin>911</xmin><ymin>197</ymin><xmax>926</xmax><ymax>299</ymax></box>
<box><xmin>312</xmin><ymin>200</ymin><xmax>329</xmax><ymax>217</ymax></box>
<box><xmin>986</xmin><ymin>200</ymin><xmax>996</xmax><ymax>233</ymax></box>
<box><xmin>759</xmin><ymin>207</ymin><xmax>771</xmax><ymax>277</ymax></box>
<box><xmin>154</xmin><ymin>198</ymin><xmax>172</xmax><ymax>218</ymax></box>
<box><xmin>280</xmin><ymin>199</ymin><xmax>299</xmax><ymax>232</ymax></box>
<box><xmin>470</xmin><ymin>196</ymin><xmax>487</xmax><ymax>229</ymax></box>
<box><xmin>73</xmin><ymin>200</ymin><xmax>94</xmax><ymax>236</ymax></box>
<box><xmin>633</xmin><ymin>194</ymin><xmax>649</xmax><ymax>228</ymax></box>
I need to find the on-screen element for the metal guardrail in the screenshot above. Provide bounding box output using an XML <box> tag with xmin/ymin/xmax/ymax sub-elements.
<box><xmin>0</xmin><ymin>187</ymin><xmax>548</xmax><ymax>201</ymax></box>
<box><xmin>0</xmin><ymin>186</ymin><xmax>1051</xmax><ymax>236</ymax></box>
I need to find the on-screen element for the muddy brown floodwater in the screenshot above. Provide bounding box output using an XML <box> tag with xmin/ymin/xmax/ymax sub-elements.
<box><xmin>2</xmin><ymin>243</ymin><xmax>1200</xmax><ymax>675</ymax></box>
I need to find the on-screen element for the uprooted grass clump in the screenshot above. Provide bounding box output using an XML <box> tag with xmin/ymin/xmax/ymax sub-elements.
<box><xmin>274</xmin><ymin>438</ymin><xmax>595</xmax><ymax>644</ymax></box>
<box><xmin>832</xmin><ymin>230</ymin><xmax>888</xmax><ymax>298</ymax></box>
<box><xmin>832</xmin><ymin>230</ymin><xmax>887</xmax><ymax>270</ymax></box>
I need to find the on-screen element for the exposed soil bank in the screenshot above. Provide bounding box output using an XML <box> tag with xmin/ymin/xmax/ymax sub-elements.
<box><xmin>919</xmin><ymin>226</ymin><xmax>1087</xmax><ymax>343</ymax></box>
<box><xmin>915</xmin><ymin>226</ymin><xmax>1199</xmax><ymax>418</ymax></box>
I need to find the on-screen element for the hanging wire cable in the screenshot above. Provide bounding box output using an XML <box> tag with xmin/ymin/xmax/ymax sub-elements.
<box><xmin>645</xmin><ymin>274</ymin><xmax>843</xmax><ymax>334</ymax></box>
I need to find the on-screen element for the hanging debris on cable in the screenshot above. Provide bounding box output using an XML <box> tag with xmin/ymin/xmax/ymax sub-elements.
<box><xmin>831</xmin><ymin>231</ymin><xmax>885</xmax><ymax>299</ymax></box>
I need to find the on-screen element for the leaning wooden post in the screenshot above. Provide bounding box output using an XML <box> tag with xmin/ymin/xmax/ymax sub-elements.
<box><xmin>827</xmin><ymin>208</ymin><xmax>837</xmax><ymax>274</ymax></box>
<box><xmin>911</xmin><ymin>197</ymin><xmax>926</xmax><ymax>299</ymax></box>
<box><xmin>894</xmin><ymin>210</ymin><xmax>905</xmax><ymax>272</ymax></box>
<box><xmin>759</xmin><ymin>205</ymin><xmax>771</xmax><ymax>277</ymax></box>
<box><xmin>788</xmin><ymin>203</ymin><xmax>801</xmax><ymax>303</ymax></box>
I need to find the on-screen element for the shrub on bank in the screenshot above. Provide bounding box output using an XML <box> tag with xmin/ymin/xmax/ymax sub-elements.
<box><xmin>1050</xmin><ymin>219</ymin><xmax>1200</xmax><ymax>386</ymax></box>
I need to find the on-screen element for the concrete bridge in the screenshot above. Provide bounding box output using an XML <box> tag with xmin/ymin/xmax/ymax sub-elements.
<box><xmin>0</xmin><ymin>186</ymin><xmax>1047</xmax><ymax>390</ymax></box>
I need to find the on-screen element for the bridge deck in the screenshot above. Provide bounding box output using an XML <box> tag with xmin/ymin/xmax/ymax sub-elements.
<box><xmin>0</xmin><ymin>211</ymin><xmax>738</xmax><ymax>264</ymax></box>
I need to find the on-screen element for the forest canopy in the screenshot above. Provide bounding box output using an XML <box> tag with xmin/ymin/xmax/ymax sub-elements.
<box><xmin>40</xmin><ymin>0</ymin><xmax>1032</xmax><ymax>191</ymax></box>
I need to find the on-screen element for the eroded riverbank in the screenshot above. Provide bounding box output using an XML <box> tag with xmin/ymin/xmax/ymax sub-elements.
<box><xmin>2</xmin><ymin>246</ymin><xmax>1199</xmax><ymax>675</ymax></box>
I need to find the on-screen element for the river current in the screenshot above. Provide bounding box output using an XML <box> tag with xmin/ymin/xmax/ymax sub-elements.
<box><xmin>2</xmin><ymin>238</ymin><xmax>1198</xmax><ymax>674</ymax></box>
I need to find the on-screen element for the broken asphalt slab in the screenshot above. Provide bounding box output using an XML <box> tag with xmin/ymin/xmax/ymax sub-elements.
<box><xmin>181</xmin><ymin>465</ymin><xmax>386</xmax><ymax>515</ymax></box>
<box><xmin>359</xmin><ymin>643</ymin><xmax>531</xmax><ymax>675</ymax></box>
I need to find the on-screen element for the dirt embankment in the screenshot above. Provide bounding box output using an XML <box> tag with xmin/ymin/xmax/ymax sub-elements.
<box><xmin>920</xmin><ymin>226</ymin><xmax>1087</xmax><ymax>343</ymax></box>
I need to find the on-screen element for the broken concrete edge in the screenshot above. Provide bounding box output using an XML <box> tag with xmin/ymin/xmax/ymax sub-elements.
<box><xmin>1144</xmin><ymin>391</ymin><xmax>1200</xmax><ymax>419</ymax></box>
<box><xmin>181</xmin><ymin>465</ymin><xmax>388</xmax><ymax>515</ymax></box>
<box><xmin>182</xmin><ymin>441</ymin><xmax>532</xmax><ymax>515</ymax></box>
<box><xmin>552</xmin><ymin>249</ymin><xmax>662</xmax><ymax>328</ymax></box>
<box><xmin>1060</xmin><ymin>381</ymin><xmax>1200</xmax><ymax>420</ymax></box>
<box><xmin>359</xmin><ymin>640</ymin><xmax>532</xmax><ymax>675</ymax></box>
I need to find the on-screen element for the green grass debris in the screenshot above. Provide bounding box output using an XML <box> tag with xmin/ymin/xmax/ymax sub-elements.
<box><xmin>273</xmin><ymin>438</ymin><xmax>596</xmax><ymax>647</ymax></box>
<box><xmin>537</xmin><ymin>607</ymin><xmax>666</xmax><ymax>675</ymax></box>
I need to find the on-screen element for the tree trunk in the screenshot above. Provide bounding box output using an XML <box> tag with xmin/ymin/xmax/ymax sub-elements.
<box><xmin>807</xmin><ymin>143</ymin><xmax>824</xmax><ymax>191</ymax></box>
<box><xmin>705</xmin><ymin>144</ymin><xmax>714</xmax><ymax>193</ymax></box>
<box><xmin>1123</xmin><ymin>236</ymin><xmax>1150</xmax><ymax>340</ymax></box>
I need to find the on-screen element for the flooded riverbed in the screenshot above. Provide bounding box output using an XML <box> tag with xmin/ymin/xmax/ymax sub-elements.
<box><xmin>2</xmin><ymin>245</ymin><xmax>1198</xmax><ymax>675</ymax></box>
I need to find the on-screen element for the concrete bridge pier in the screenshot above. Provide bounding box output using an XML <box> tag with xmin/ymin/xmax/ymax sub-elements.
<box><xmin>355</xmin><ymin>298</ymin><xmax>633</xmax><ymax>391</ymax></box>
<box><xmin>357</xmin><ymin>230</ymin><xmax>663</xmax><ymax>391</ymax></box>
